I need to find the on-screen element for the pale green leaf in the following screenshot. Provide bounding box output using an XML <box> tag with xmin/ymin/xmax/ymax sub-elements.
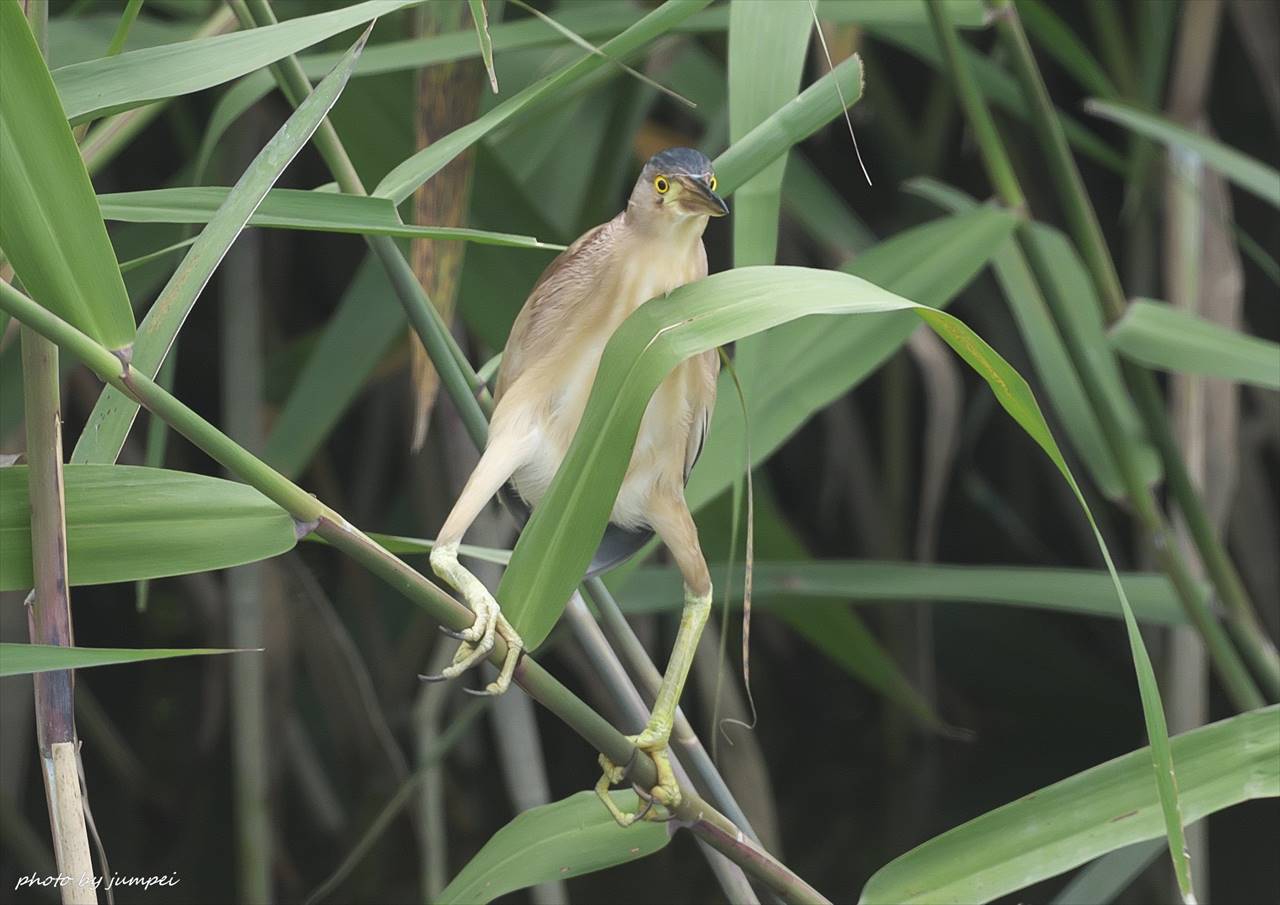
<box><xmin>1110</xmin><ymin>299</ymin><xmax>1280</xmax><ymax>390</ymax></box>
<box><xmin>438</xmin><ymin>791</ymin><xmax>671</xmax><ymax>904</ymax></box>
<box><xmin>51</xmin><ymin>0</ymin><xmax>420</xmax><ymax>123</ymax></box>
<box><xmin>0</xmin><ymin>1</ymin><xmax>134</xmax><ymax>350</ymax></box>
<box><xmin>0</xmin><ymin>465</ymin><xmax>296</xmax><ymax>591</ymax></box>
<box><xmin>97</xmin><ymin>187</ymin><xmax>564</xmax><ymax>250</ymax></box>
<box><xmin>859</xmin><ymin>707</ymin><xmax>1279</xmax><ymax>904</ymax></box>
<box><xmin>0</xmin><ymin>643</ymin><xmax>244</xmax><ymax>678</ymax></box>
<box><xmin>618</xmin><ymin>561</ymin><xmax>1190</xmax><ymax>625</ymax></box>
<box><xmin>1085</xmin><ymin>99</ymin><xmax>1280</xmax><ymax>207</ymax></box>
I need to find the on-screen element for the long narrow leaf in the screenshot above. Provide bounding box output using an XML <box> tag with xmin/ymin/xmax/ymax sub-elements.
<box><xmin>97</xmin><ymin>187</ymin><xmax>564</xmax><ymax>250</ymax></box>
<box><xmin>727</xmin><ymin>0</ymin><xmax>811</xmax><ymax>268</ymax></box>
<box><xmin>859</xmin><ymin>706</ymin><xmax>1279</xmax><ymax>904</ymax></box>
<box><xmin>617</xmin><ymin>561</ymin><xmax>1190</xmax><ymax>625</ymax></box>
<box><xmin>1110</xmin><ymin>299</ymin><xmax>1280</xmax><ymax>389</ymax></box>
<box><xmin>72</xmin><ymin>26</ymin><xmax>371</xmax><ymax>466</ymax></box>
<box><xmin>0</xmin><ymin>643</ymin><xmax>242</xmax><ymax>677</ymax></box>
<box><xmin>0</xmin><ymin>1</ymin><xmax>134</xmax><ymax>350</ymax></box>
<box><xmin>51</xmin><ymin>0</ymin><xmax>420</xmax><ymax>123</ymax></box>
<box><xmin>1085</xmin><ymin>99</ymin><xmax>1280</xmax><ymax>207</ymax></box>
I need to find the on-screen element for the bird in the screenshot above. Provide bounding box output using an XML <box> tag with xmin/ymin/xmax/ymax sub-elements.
<box><xmin>425</xmin><ymin>147</ymin><xmax>728</xmax><ymax>825</ymax></box>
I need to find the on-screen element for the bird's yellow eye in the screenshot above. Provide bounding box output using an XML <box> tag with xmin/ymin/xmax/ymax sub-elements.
<box><xmin>654</xmin><ymin>175</ymin><xmax>669</xmax><ymax>194</ymax></box>
<box><xmin>709</xmin><ymin>175</ymin><xmax>717</xmax><ymax>192</ymax></box>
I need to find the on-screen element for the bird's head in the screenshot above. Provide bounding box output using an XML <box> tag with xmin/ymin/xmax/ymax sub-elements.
<box><xmin>628</xmin><ymin>147</ymin><xmax>728</xmax><ymax>229</ymax></box>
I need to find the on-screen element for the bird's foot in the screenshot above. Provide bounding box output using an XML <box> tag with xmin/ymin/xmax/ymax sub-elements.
<box><xmin>594</xmin><ymin>725</ymin><xmax>680</xmax><ymax>827</ymax></box>
<box><xmin>423</xmin><ymin>543</ymin><xmax>522</xmax><ymax>695</ymax></box>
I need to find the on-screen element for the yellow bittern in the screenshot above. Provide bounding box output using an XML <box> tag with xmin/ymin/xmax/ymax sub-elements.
<box><xmin>425</xmin><ymin>147</ymin><xmax>728</xmax><ymax>825</ymax></box>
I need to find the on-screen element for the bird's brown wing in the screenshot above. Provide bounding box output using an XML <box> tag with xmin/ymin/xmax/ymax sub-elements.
<box><xmin>683</xmin><ymin>243</ymin><xmax>717</xmax><ymax>483</ymax></box>
<box><xmin>494</xmin><ymin>218</ymin><xmax>615</xmax><ymax>403</ymax></box>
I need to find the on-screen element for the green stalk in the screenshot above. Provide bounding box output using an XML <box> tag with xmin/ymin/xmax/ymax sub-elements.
<box><xmin>17</xmin><ymin>4</ymin><xmax>96</xmax><ymax>899</ymax></box>
<box><xmin>991</xmin><ymin>0</ymin><xmax>1280</xmax><ymax>701</ymax></box>
<box><xmin>220</xmin><ymin>161</ymin><xmax>271</xmax><ymax>903</ymax></box>
<box><xmin>929</xmin><ymin>0</ymin><xmax>1261</xmax><ymax>712</ymax></box>
<box><xmin>105</xmin><ymin>0</ymin><xmax>144</xmax><ymax>56</ymax></box>
<box><xmin>0</xmin><ymin>279</ymin><xmax>824</xmax><ymax>905</ymax></box>
<box><xmin>923</xmin><ymin>2</ymin><xmax>1024</xmax><ymax>212</ymax></box>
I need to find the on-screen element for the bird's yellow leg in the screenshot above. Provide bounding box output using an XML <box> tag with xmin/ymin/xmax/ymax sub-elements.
<box><xmin>427</xmin><ymin>542</ymin><xmax>522</xmax><ymax>695</ymax></box>
<box><xmin>595</xmin><ymin>583</ymin><xmax>711</xmax><ymax>824</ymax></box>
<box><xmin>424</xmin><ymin>428</ymin><xmax>528</xmax><ymax>695</ymax></box>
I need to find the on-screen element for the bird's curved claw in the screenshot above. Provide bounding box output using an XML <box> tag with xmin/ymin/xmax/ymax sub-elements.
<box><xmin>594</xmin><ymin>737</ymin><xmax>681</xmax><ymax>827</ymax></box>
<box><xmin>418</xmin><ymin>672</ymin><xmax>448</xmax><ymax>683</ymax></box>
<box><xmin>427</xmin><ymin>543</ymin><xmax>524</xmax><ymax>695</ymax></box>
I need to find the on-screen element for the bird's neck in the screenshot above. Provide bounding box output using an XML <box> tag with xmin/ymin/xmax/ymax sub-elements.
<box><xmin>623</xmin><ymin>204</ymin><xmax>709</xmax><ymax>247</ymax></box>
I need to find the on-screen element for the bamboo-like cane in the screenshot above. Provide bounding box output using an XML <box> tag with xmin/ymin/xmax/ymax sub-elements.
<box><xmin>17</xmin><ymin>3</ymin><xmax>96</xmax><ymax>901</ymax></box>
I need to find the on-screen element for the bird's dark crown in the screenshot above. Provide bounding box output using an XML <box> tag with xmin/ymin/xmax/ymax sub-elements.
<box><xmin>642</xmin><ymin>147</ymin><xmax>713</xmax><ymax>177</ymax></box>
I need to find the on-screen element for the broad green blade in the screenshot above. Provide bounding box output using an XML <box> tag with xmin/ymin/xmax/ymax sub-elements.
<box><xmin>687</xmin><ymin>208</ymin><xmax>1015</xmax><ymax>511</ymax></box>
<box><xmin>72</xmin><ymin>26</ymin><xmax>371</xmax><ymax>467</ymax></box>
<box><xmin>727</xmin><ymin>0</ymin><xmax>812</xmax><ymax>268</ymax></box>
<box><xmin>1085</xmin><ymin>99</ymin><xmax>1280</xmax><ymax>207</ymax></box>
<box><xmin>437</xmin><ymin>791</ymin><xmax>671</xmax><ymax>904</ymax></box>
<box><xmin>262</xmin><ymin>258</ymin><xmax>404</xmax><ymax>478</ymax></box>
<box><xmin>618</xmin><ymin>561</ymin><xmax>1190</xmax><ymax>625</ymax></box>
<box><xmin>0</xmin><ymin>465</ymin><xmax>296</xmax><ymax>591</ymax></box>
<box><xmin>373</xmin><ymin>0</ymin><xmax>714</xmax><ymax>204</ymax></box>
<box><xmin>494</xmin><ymin>264</ymin><xmax>1191</xmax><ymax>886</ymax></box>
<box><xmin>0</xmin><ymin>2</ymin><xmax>134</xmax><ymax>350</ymax></box>
<box><xmin>0</xmin><ymin>643</ymin><xmax>241</xmax><ymax>678</ymax></box>
<box><xmin>96</xmin><ymin>187</ymin><xmax>564</xmax><ymax>250</ymax></box>
<box><xmin>1110</xmin><ymin>299</ymin><xmax>1280</xmax><ymax>390</ymax></box>
<box><xmin>1050</xmin><ymin>839</ymin><xmax>1164</xmax><ymax>905</ymax></box>
<box><xmin>51</xmin><ymin>0</ymin><xmax>420</xmax><ymax>123</ymax></box>
<box><xmin>906</xmin><ymin>177</ymin><xmax>1161</xmax><ymax>499</ymax></box>
<box><xmin>858</xmin><ymin>707</ymin><xmax>1279</xmax><ymax>904</ymax></box>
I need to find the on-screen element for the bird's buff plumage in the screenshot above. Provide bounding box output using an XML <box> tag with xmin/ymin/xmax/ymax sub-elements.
<box><xmin>424</xmin><ymin>147</ymin><xmax>728</xmax><ymax>826</ymax></box>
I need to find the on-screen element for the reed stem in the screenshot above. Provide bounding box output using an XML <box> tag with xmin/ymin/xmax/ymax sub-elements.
<box><xmin>17</xmin><ymin>3</ymin><xmax>96</xmax><ymax>899</ymax></box>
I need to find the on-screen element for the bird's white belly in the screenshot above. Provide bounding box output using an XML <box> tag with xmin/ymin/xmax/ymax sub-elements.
<box><xmin>511</xmin><ymin>342</ymin><xmax>695</xmax><ymax>531</ymax></box>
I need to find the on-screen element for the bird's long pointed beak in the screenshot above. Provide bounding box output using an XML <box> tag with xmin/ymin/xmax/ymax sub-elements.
<box><xmin>682</xmin><ymin>177</ymin><xmax>729</xmax><ymax>217</ymax></box>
